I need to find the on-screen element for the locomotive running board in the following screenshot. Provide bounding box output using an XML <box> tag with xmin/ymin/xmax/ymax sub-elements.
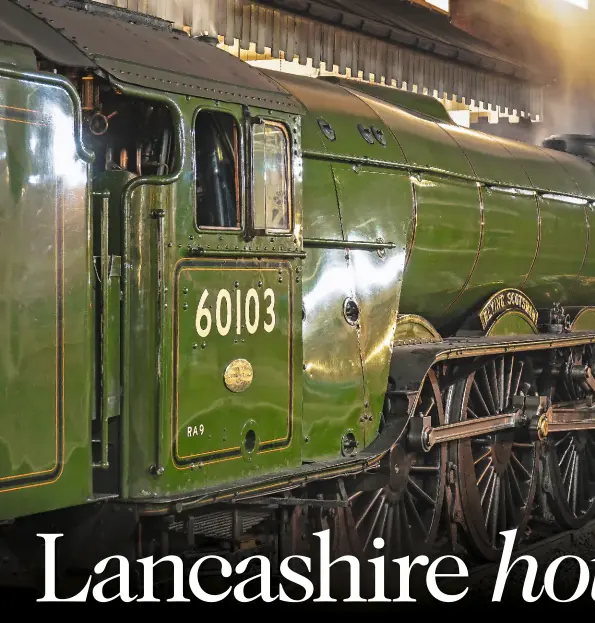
<box><xmin>134</xmin><ymin>329</ymin><xmax>595</xmax><ymax>516</ymax></box>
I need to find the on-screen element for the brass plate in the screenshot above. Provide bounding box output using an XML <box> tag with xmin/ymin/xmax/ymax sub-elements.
<box><xmin>223</xmin><ymin>359</ymin><xmax>254</xmax><ymax>393</ymax></box>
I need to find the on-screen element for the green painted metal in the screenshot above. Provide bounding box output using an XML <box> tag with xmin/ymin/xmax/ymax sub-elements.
<box><xmin>332</xmin><ymin>164</ymin><xmax>411</xmax><ymax>443</ymax></box>
<box><xmin>272</xmin><ymin>73</ymin><xmax>595</xmax><ymax>336</ymax></box>
<box><xmin>393</xmin><ymin>315</ymin><xmax>441</xmax><ymax>342</ymax></box>
<box><xmin>264</xmin><ymin>71</ymin><xmax>406</xmax><ymax>165</ymax></box>
<box><xmin>0</xmin><ymin>67</ymin><xmax>93</xmax><ymax>520</ymax></box>
<box><xmin>318</xmin><ymin>76</ymin><xmax>455</xmax><ymax>124</ymax></box>
<box><xmin>448</xmin><ymin>187</ymin><xmax>539</xmax><ymax>321</ymax></box>
<box><xmin>0</xmin><ymin>42</ymin><xmax>37</xmax><ymax>69</ymax></box>
<box><xmin>486</xmin><ymin>312</ymin><xmax>538</xmax><ymax>336</ymax></box>
<box><xmin>173</xmin><ymin>259</ymin><xmax>295</xmax><ymax>463</ymax></box>
<box><xmin>301</xmin><ymin>245</ymin><xmax>366</xmax><ymax>459</ymax></box>
<box><xmin>400</xmin><ymin>175</ymin><xmax>483</xmax><ymax>330</ymax></box>
<box><xmin>90</xmin><ymin>171</ymin><xmax>131</xmax><ymax>488</ymax></box>
<box><xmin>299</xmin><ymin>157</ymin><xmax>366</xmax><ymax>460</ymax></box>
<box><xmin>523</xmin><ymin>195</ymin><xmax>589</xmax><ymax>308</ymax></box>
<box><xmin>570</xmin><ymin>308</ymin><xmax>595</xmax><ymax>331</ymax></box>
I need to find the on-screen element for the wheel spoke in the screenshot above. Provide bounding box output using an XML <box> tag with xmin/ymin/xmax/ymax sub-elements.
<box><xmin>558</xmin><ymin>438</ymin><xmax>573</xmax><ymax>469</ymax></box>
<box><xmin>505</xmin><ymin>356</ymin><xmax>514</xmax><ymax>407</ymax></box>
<box><xmin>474</xmin><ymin>449</ymin><xmax>491</xmax><ymax>466</ymax></box>
<box><xmin>489</xmin><ymin>476</ymin><xmax>501</xmax><ymax>547</ymax></box>
<box><xmin>508</xmin><ymin>460</ymin><xmax>523</xmax><ymax>503</ymax></box>
<box><xmin>403</xmin><ymin>502</ymin><xmax>415</xmax><ymax>552</ymax></box>
<box><xmin>511</xmin><ymin>453</ymin><xmax>531</xmax><ymax>480</ymax></box>
<box><xmin>363</xmin><ymin>498</ymin><xmax>386</xmax><ymax>552</ymax></box>
<box><xmin>561</xmin><ymin>445</ymin><xmax>575</xmax><ymax>486</ymax></box>
<box><xmin>394</xmin><ymin>503</ymin><xmax>402</xmax><ymax>553</ymax></box>
<box><xmin>484</xmin><ymin>472</ymin><xmax>497</xmax><ymax>526</ymax></box>
<box><xmin>503</xmin><ymin>471</ymin><xmax>516</xmax><ymax>524</ymax></box>
<box><xmin>480</xmin><ymin>469</ymin><xmax>495</xmax><ymax>506</ymax></box>
<box><xmin>467</xmin><ymin>406</ymin><xmax>479</xmax><ymax>419</ymax></box>
<box><xmin>480</xmin><ymin>367</ymin><xmax>496</xmax><ymax>414</ymax></box>
<box><xmin>348</xmin><ymin>490</ymin><xmax>364</xmax><ymax>503</ymax></box>
<box><xmin>407</xmin><ymin>477</ymin><xmax>436</xmax><ymax>506</ymax></box>
<box><xmin>498</xmin><ymin>357</ymin><xmax>505</xmax><ymax>413</ymax></box>
<box><xmin>355</xmin><ymin>489</ymin><xmax>382</xmax><ymax>530</ymax></box>
<box><xmin>512</xmin><ymin>361</ymin><xmax>524</xmax><ymax>397</ymax></box>
<box><xmin>472</xmin><ymin>380</ymin><xmax>491</xmax><ymax>416</ymax></box>
<box><xmin>489</xmin><ymin>360</ymin><xmax>499</xmax><ymax>413</ymax></box>
<box><xmin>384</xmin><ymin>505</ymin><xmax>394</xmax><ymax>553</ymax></box>
<box><xmin>477</xmin><ymin>458</ymin><xmax>493</xmax><ymax>486</ymax></box>
<box><xmin>405</xmin><ymin>491</ymin><xmax>428</xmax><ymax>538</ymax></box>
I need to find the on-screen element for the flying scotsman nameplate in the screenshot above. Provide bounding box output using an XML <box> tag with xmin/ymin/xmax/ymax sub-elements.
<box><xmin>479</xmin><ymin>288</ymin><xmax>539</xmax><ymax>331</ymax></box>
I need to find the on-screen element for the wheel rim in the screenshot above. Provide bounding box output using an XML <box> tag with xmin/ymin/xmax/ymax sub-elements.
<box><xmin>545</xmin><ymin>349</ymin><xmax>595</xmax><ymax>528</ymax></box>
<box><xmin>448</xmin><ymin>355</ymin><xmax>538</xmax><ymax>560</ymax></box>
<box><xmin>347</xmin><ymin>370</ymin><xmax>446</xmax><ymax>559</ymax></box>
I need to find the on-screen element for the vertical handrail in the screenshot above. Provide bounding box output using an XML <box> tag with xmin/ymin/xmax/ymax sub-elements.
<box><xmin>94</xmin><ymin>191</ymin><xmax>111</xmax><ymax>469</ymax></box>
<box><xmin>150</xmin><ymin>207</ymin><xmax>166</xmax><ymax>476</ymax></box>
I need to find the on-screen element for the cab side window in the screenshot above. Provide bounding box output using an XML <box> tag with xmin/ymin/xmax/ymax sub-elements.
<box><xmin>195</xmin><ymin>110</ymin><xmax>241</xmax><ymax>229</ymax></box>
<box><xmin>251</xmin><ymin>120</ymin><xmax>291</xmax><ymax>233</ymax></box>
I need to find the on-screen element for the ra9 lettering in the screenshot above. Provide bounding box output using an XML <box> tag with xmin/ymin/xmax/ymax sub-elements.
<box><xmin>187</xmin><ymin>424</ymin><xmax>204</xmax><ymax>438</ymax></box>
<box><xmin>195</xmin><ymin>288</ymin><xmax>276</xmax><ymax>338</ymax></box>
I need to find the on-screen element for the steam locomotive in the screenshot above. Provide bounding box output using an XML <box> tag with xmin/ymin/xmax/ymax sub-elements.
<box><xmin>2</xmin><ymin>0</ymin><xmax>595</xmax><ymax>591</ymax></box>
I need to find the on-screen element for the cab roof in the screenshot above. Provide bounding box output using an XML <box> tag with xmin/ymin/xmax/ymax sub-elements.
<box><xmin>0</xmin><ymin>0</ymin><xmax>305</xmax><ymax>114</ymax></box>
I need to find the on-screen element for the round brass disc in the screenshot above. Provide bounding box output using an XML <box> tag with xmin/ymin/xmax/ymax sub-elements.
<box><xmin>223</xmin><ymin>359</ymin><xmax>254</xmax><ymax>393</ymax></box>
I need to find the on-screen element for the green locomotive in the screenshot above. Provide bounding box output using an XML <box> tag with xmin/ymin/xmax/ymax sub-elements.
<box><xmin>2</xmin><ymin>0</ymin><xmax>595</xmax><ymax>588</ymax></box>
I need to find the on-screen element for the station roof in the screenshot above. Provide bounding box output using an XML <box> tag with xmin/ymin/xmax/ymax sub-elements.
<box><xmin>264</xmin><ymin>0</ymin><xmax>538</xmax><ymax>82</ymax></box>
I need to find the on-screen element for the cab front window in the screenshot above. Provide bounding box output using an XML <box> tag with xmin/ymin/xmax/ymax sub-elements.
<box><xmin>194</xmin><ymin>109</ymin><xmax>241</xmax><ymax>230</ymax></box>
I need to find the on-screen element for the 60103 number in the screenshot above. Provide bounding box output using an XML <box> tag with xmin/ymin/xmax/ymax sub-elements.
<box><xmin>195</xmin><ymin>288</ymin><xmax>276</xmax><ymax>337</ymax></box>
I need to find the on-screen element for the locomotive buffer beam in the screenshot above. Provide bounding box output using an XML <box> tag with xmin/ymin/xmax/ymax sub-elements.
<box><xmin>408</xmin><ymin>395</ymin><xmax>550</xmax><ymax>453</ymax></box>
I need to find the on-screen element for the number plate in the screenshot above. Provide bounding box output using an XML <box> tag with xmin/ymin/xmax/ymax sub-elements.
<box><xmin>172</xmin><ymin>259</ymin><xmax>294</xmax><ymax>465</ymax></box>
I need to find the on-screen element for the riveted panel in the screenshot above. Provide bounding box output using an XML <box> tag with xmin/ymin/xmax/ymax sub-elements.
<box><xmin>265</xmin><ymin>70</ymin><xmax>407</xmax><ymax>163</ymax></box>
<box><xmin>172</xmin><ymin>259</ymin><xmax>294</xmax><ymax>466</ymax></box>
<box><xmin>355</xmin><ymin>90</ymin><xmax>475</xmax><ymax>178</ymax></box>
<box><xmin>301</xmin><ymin>247</ymin><xmax>367</xmax><ymax>460</ymax></box>
<box><xmin>332</xmin><ymin>163</ymin><xmax>411</xmax><ymax>443</ymax></box>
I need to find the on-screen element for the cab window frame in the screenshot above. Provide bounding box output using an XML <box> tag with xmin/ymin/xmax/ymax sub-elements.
<box><xmin>192</xmin><ymin>104</ymin><xmax>245</xmax><ymax>234</ymax></box>
<box><xmin>249</xmin><ymin>117</ymin><xmax>294</xmax><ymax>237</ymax></box>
